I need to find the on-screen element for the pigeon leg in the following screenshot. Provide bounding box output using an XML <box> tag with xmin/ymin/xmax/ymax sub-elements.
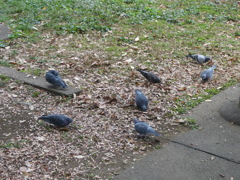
<box><xmin>137</xmin><ymin>134</ymin><xmax>146</xmax><ymax>138</ymax></box>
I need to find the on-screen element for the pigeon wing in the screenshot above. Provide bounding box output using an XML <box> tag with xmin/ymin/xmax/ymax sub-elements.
<box><xmin>135</xmin><ymin>122</ymin><xmax>148</xmax><ymax>135</ymax></box>
<box><xmin>137</xmin><ymin>70</ymin><xmax>161</xmax><ymax>83</ymax></box>
<box><xmin>45</xmin><ymin>72</ymin><xmax>57</xmax><ymax>85</ymax></box>
<box><xmin>147</xmin><ymin>126</ymin><xmax>161</xmax><ymax>136</ymax></box>
<box><xmin>135</xmin><ymin>90</ymin><xmax>148</xmax><ymax>111</ymax></box>
<box><xmin>38</xmin><ymin>114</ymin><xmax>72</xmax><ymax>127</ymax></box>
<box><xmin>55</xmin><ymin>76</ymin><xmax>68</xmax><ymax>88</ymax></box>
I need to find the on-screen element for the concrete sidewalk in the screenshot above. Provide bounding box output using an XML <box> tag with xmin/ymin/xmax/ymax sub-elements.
<box><xmin>114</xmin><ymin>84</ymin><xmax>240</xmax><ymax>180</ymax></box>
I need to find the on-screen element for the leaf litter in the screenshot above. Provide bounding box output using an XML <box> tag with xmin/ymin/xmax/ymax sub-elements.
<box><xmin>0</xmin><ymin>29</ymin><xmax>239</xmax><ymax>179</ymax></box>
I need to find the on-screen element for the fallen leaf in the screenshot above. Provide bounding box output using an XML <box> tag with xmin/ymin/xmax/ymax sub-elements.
<box><xmin>177</xmin><ymin>86</ymin><xmax>186</xmax><ymax>91</ymax></box>
<box><xmin>20</xmin><ymin>167</ymin><xmax>27</xmax><ymax>172</ymax></box>
<box><xmin>74</xmin><ymin>155</ymin><xmax>85</xmax><ymax>159</ymax></box>
<box><xmin>134</xmin><ymin>36</ymin><xmax>139</xmax><ymax>41</ymax></box>
<box><xmin>205</xmin><ymin>99</ymin><xmax>212</xmax><ymax>102</ymax></box>
<box><xmin>174</xmin><ymin>119</ymin><xmax>186</xmax><ymax>124</ymax></box>
<box><xmin>36</xmin><ymin>136</ymin><xmax>45</xmax><ymax>142</ymax></box>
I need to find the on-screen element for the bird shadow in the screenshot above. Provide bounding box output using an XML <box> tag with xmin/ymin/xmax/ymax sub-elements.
<box><xmin>136</xmin><ymin>135</ymin><xmax>160</xmax><ymax>144</ymax></box>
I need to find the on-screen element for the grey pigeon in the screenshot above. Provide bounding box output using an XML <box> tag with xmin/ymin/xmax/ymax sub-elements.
<box><xmin>38</xmin><ymin>114</ymin><xmax>73</xmax><ymax>127</ymax></box>
<box><xmin>45</xmin><ymin>70</ymin><xmax>68</xmax><ymax>88</ymax></box>
<box><xmin>201</xmin><ymin>65</ymin><xmax>217</xmax><ymax>81</ymax></box>
<box><xmin>186</xmin><ymin>54</ymin><xmax>211</xmax><ymax>64</ymax></box>
<box><xmin>135</xmin><ymin>89</ymin><xmax>148</xmax><ymax>111</ymax></box>
<box><xmin>133</xmin><ymin>118</ymin><xmax>160</xmax><ymax>136</ymax></box>
<box><xmin>137</xmin><ymin>69</ymin><xmax>161</xmax><ymax>83</ymax></box>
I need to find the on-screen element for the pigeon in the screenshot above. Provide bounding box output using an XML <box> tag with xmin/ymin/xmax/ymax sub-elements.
<box><xmin>133</xmin><ymin>118</ymin><xmax>160</xmax><ymax>136</ymax></box>
<box><xmin>45</xmin><ymin>70</ymin><xmax>68</xmax><ymax>88</ymax></box>
<box><xmin>135</xmin><ymin>89</ymin><xmax>148</xmax><ymax>111</ymax></box>
<box><xmin>201</xmin><ymin>65</ymin><xmax>217</xmax><ymax>81</ymax></box>
<box><xmin>38</xmin><ymin>114</ymin><xmax>73</xmax><ymax>127</ymax></box>
<box><xmin>186</xmin><ymin>54</ymin><xmax>211</xmax><ymax>64</ymax></box>
<box><xmin>137</xmin><ymin>69</ymin><xmax>161</xmax><ymax>83</ymax></box>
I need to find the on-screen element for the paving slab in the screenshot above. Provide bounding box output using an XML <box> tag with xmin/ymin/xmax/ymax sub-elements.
<box><xmin>114</xmin><ymin>142</ymin><xmax>240</xmax><ymax>180</ymax></box>
<box><xmin>0</xmin><ymin>66</ymin><xmax>81</xmax><ymax>96</ymax></box>
<box><xmin>172</xmin><ymin>84</ymin><xmax>240</xmax><ymax>162</ymax></box>
<box><xmin>219</xmin><ymin>100</ymin><xmax>240</xmax><ymax>125</ymax></box>
<box><xmin>0</xmin><ymin>24</ymin><xmax>11</xmax><ymax>40</ymax></box>
<box><xmin>114</xmin><ymin>84</ymin><xmax>240</xmax><ymax>179</ymax></box>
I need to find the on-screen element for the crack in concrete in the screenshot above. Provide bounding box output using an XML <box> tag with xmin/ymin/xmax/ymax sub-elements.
<box><xmin>170</xmin><ymin>140</ymin><xmax>240</xmax><ymax>164</ymax></box>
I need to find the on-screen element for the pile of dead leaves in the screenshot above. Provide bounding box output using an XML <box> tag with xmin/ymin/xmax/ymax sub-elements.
<box><xmin>0</xmin><ymin>31</ymin><xmax>239</xmax><ymax>179</ymax></box>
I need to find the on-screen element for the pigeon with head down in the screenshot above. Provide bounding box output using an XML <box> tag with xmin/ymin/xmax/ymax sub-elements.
<box><xmin>186</xmin><ymin>54</ymin><xmax>211</xmax><ymax>64</ymax></box>
<box><xmin>133</xmin><ymin>118</ymin><xmax>160</xmax><ymax>136</ymax></box>
<box><xmin>201</xmin><ymin>65</ymin><xmax>217</xmax><ymax>82</ymax></box>
<box><xmin>45</xmin><ymin>70</ymin><xmax>68</xmax><ymax>88</ymax></box>
<box><xmin>135</xmin><ymin>89</ymin><xmax>148</xmax><ymax>112</ymax></box>
<box><xmin>38</xmin><ymin>114</ymin><xmax>73</xmax><ymax>128</ymax></box>
<box><xmin>137</xmin><ymin>69</ymin><xmax>161</xmax><ymax>83</ymax></box>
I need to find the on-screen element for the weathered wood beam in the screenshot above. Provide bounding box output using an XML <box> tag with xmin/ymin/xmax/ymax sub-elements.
<box><xmin>0</xmin><ymin>66</ymin><xmax>81</xmax><ymax>96</ymax></box>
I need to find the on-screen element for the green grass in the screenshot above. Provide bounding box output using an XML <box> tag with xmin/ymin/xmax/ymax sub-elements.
<box><xmin>0</xmin><ymin>74</ymin><xmax>11</xmax><ymax>82</ymax></box>
<box><xmin>155</xmin><ymin>145</ymin><xmax>162</xmax><ymax>149</ymax></box>
<box><xmin>0</xmin><ymin>60</ymin><xmax>12</xmax><ymax>67</ymax></box>
<box><xmin>21</xmin><ymin>69</ymin><xmax>43</xmax><ymax>76</ymax></box>
<box><xmin>172</xmin><ymin>79</ymin><xmax>238</xmax><ymax>114</ymax></box>
<box><xmin>37</xmin><ymin>120</ymin><xmax>53</xmax><ymax>132</ymax></box>
<box><xmin>0</xmin><ymin>74</ymin><xmax>11</xmax><ymax>87</ymax></box>
<box><xmin>0</xmin><ymin>0</ymin><xmax>161</xmax><ymax>36</ymax></box>
<box><xmin>185</xmin><ymin>117</ymin><xmax>199</xmax><ymax>129</ymax></box>
<box><xmin>0</xmin><ymin>139</ymin><xmax>29</xmax><ymax>149</ymax></box>
<box><xmin>61</xmin><ymin>131</ymin><xmax>69</xmax><ymax>138</ymax></box>
<box><xmin>0</xmin><ymin>0</ymin><xmax>238</xmax><ymax>38</ymax></box>
<box><xmin>0</xmin><ymin>42</ymin><xmax>7</xmax><ymax>48</ymax></box>
<box><xmin>32</xmin><ymin>91</ymin><xmax>40</xmax><ymax>97</ymax></box>
<box><xmin>0</xmin><ymin>1</ymin><xmax>238</xmax><ymax>72</ymax></box>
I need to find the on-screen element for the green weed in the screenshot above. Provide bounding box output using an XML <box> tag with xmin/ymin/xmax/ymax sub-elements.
<box><xmin>0</xmin><ymin>139</ymin><xmax>29</xmax><ymax>149</ymax></box>
<box><xmin>61</xmin><ymin>131</ymin><xmax>69</xmax><ymax>139</ymax></box>
<box><xmin>1</xmin><ymin>0</ymin><xmax>237</xmax><ymax>38</ymax></box>
<box><xmin>32</xmin><ymin>91</ymin><xmax>40</xmax><ymax>97</ymax></box>
<box><xmin>0</xmin><ymin>60</ymin><xmax>12</xmax><ymax>67</ymax></box>
<box><xmin>21</xmin><ymin>69</ymin><xmax>43</xmax><ymax>76</ymax></box>
<box><xmin>155</xmin><ymin>145</ymin><xmax>162</xmax><ymax>149</ymax></box>
<box><xmin>172</xmin><ymin>79</ymin><xmax>238</xmax><ymax>114</ymax></box>
<box><xmin>186</xmin><ymin>117</ymin><xmax>199</xmax><ymax>129</ymax></box>
<box><xmin>0</xmin><ymin>74</ymin><xmax>10</xmax><ymax>82</ymax></box>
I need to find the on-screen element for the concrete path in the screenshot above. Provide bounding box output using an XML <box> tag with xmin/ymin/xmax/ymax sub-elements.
<box><xmin>114</xmin><ymin>84</ymin><xmax>240</xmax><ymax>180</ymax></box>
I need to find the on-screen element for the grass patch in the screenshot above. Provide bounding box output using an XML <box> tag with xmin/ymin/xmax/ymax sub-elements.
<box><xmin>0</xmin><ymin>74</ymin><xmax>11</xmax><ymax>87</ymax></box>
<box><xmin>0</xmin><ymin>0</ymin><xmax>238</xmax><ymax>38</ymax></box>
<box><xmin>32</xmin><ymin>91</ymin><xmax>41</xmax><ymax>97</ymax></box>
<box><xmin>185</xmin><ymin>117</ymin><xmax>199</xmax><ymax>129</ymax></box>
<box><xmin>0</xmin><ymin>60</ymin><xmax>12</xmax><ymax>67</ymax></box>
<box><xmin>21</xmin><ymin>69</ymin><xmax>43</xmax><ymax>76</ymax></box>
<box><xmin>172</xmin><ymin>79</ymin><xmax>238</xmax><ymax>114</ymax></box>
<box><xmin>0</xmin><ymin>74</ymin><xmax>11</xmax><ymax>82</ymax></box>
<box><xmin>155</xmin><ymin>145</ymin><xmax>162</xmax><ymax>149</ymax></box>
<box><xmin>0</xmin><ymin>139</ymin><xmax>29</xmax><ymax>149</ymax></box>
